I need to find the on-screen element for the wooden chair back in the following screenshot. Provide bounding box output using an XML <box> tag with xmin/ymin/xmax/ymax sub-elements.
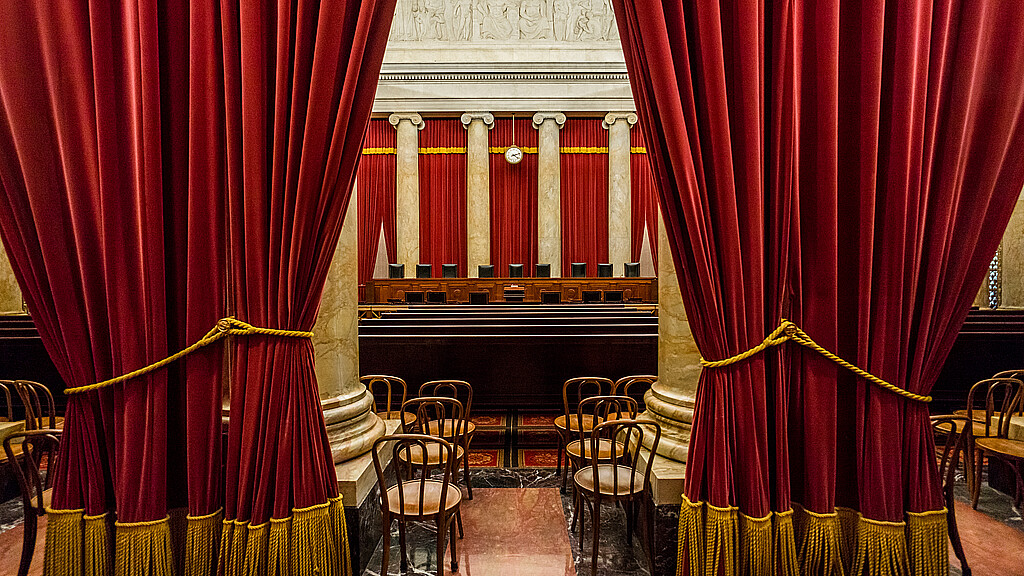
<box><xmin>966</xmin><ymin>377</ymin><xmax>1022</xmax><ymax>439</ymax></box>
<box><xmin>8</xmin><ymin>381</ymin><xmax>55</xmax><ymax>430</ymax></box>
<box><xmin>419</xmin><ymin>380</ymin><xmax>473</xmax><ymax>418</ymax></box>
<box><xmin>361</xmin><ymin>375</ymin><xmax>409</xmax><ymax>419</ymax></box>
<box><xmin>992</xmin><ymin>370</ymin><xmax>1024</xmax><ymax>415</ymax></box>
<box><xmin>589</xmin><ymin>418</ymin><xmax>661</xmax><ymax>497</ymax></box>
<box><xmin>576</xmin><ymin>395</ymin><xmax>638</xmax><ymax>449</ymax></box>
<box><xmin>930</xmin><ymin>415</ymin><xmax>971</xmax><ymax>575</ymax></box>
<box><xmin>401</xmin><ymin>396</ymin><xmax>469</xmax><ymax>445</ymax></box>
<box><xmin>372</xmin><ymin>433</ymin><xmax>457</xmax><ymax>517</ymax></box>
<box><xmin>0</xmin><ymin>381</ymin><xmax>14</xmax><ymax>422</ymax></box>
<box><xmin>4</xmin><ymin>429</ymin><xmax>59</xmax><ymax>517</ymax></box>
<box><xmin>612</xmin><ymin>375</ymin><xmax>656</xmax><ymax>407</ymax></box>
<box><xmin>562</xmin><ymin>377</ymin><xmax>613</xmax><ymax>422</ymax></box>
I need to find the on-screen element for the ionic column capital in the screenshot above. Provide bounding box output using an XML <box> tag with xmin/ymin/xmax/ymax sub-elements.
<box><xmin>602</xmin><ymin>112</ymin><xmax>638</xmax><ymax>129</ymax></box>
<box><xmin>460</xmin><ymin>112</ymin><xmax>495</xmax><ymax>129</ymax></box>
<box><xmin>532</xmin><ymin>112</ymin><xmax>567</xmax><ymax>129</ymax></box>
<box><xmin>388</xmin><ymin>112</ymin><xmax>425</xmax><ymax>130</ymax></box>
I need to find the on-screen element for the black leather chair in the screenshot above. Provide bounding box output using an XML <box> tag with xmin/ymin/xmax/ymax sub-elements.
<box><xmin>623</xmin><ymin>262</ymin><xmax>640</xmax><ymax>277</ymax></box>
<box><xmin>571</xmin><ymin>263</ymin><xmax>587</xmax><ymax>278</ymax></box>
<box><xmin>389</xmin><ymin>263</ymin><xmax>405</xmax><ymax>279</ymax></box>
<box><xmin>535</xmin><ymin>263</ymin><xmax>551</xmax><ymax>278</ymax></box>
<box><xmin>478</xmin><ymin>265</ymin><xmax>495</xmax><ymax>278</ymax></box>
<box><xmin>508</xmin><ymin>264</ymin><xmax>524</xmax><ymax>278</ymax></box>
<box><xmin>417</xmin><ymin>264</ymin><xmax>432</xmax><ymax>278</ymax></box>
<box><xmin>442</xmin><ymin>264</ymin><xmax>458</xmax><ymax>278</ymax></box>
<box><xmin>597</xmin><ymin>263</ymin><xmax>613</xmax><ymax>277</ymax></box>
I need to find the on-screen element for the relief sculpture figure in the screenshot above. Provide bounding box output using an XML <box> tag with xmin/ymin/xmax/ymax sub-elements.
<box><xmin>518</xmin><ymin>0</ymin><xmax>551</xmax><ymax>39</ymax></box>
<box><xmin>451</xmin><ymin>0</ymin><xmax>474</xmax><ymax>40</ymax></box>
<box><xmin>552</xmin><ymin>0</ymin><xmax>571</xmax><ymax>41</ymax></box>
<box><xmin>477</xmin><ymin>0</ymin><xmax>516</xmax><ymax>40</ymax></box>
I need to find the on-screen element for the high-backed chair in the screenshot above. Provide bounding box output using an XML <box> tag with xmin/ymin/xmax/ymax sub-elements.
<box><xmin>389</xmin><ymin>263</ymin><xmax>406</xmax><ymax>278</ymax></box>
<box><xmin>565</xmin><ymin>396</ymin><xmax>638</xmax><ymax>507</ymax></box>
<box><xmin>508</xmin><ymin>264</ymin><xmax>524</xmax><ymax>278</ymax></box>
<box><xmin>571</xmin><ymin>263</ymin><xmax>587</xmax><ymax>278</ymax></box>
<box><xmin>442</xmin><ymin>264</ymin><xmax>458</xmax><ymax>278</ymax></box>
<box><xmin>623</xmin><ymin>262</ymin><xmax>640</xmax><ymax>277</ymax></box>
<box><xmin>418</xmin><ymin>380</ymin><xmax>476</xmax><ymax>499</ymax></box>
<box><xmin>596</xmin><ymin>263</ymin><xmax>613</xmax><ymax>277</ymax></box>
<box><xmin>555</xmin><ymin>377</ymin><xmax>613</xmax><ymax>493</ymax></box>
<box><xmin>416</xmin><ymin>263</ymin><xmax>432</xmax><ymax>278</ymax></box>
<box><xmin>931</xmin><ymin>415</ymin><xmax>972</xmax><ymax>575</ymax></box>
<box><xmin>361</xmin><ymin>375</ymin><xmax>416</xmax><ymax>429</ymax></box>
<box><xmin>372</xmin><ymin>433</ymin><xmax>463</xmax><ymax>576</ymax></box>
<box><xmin>968</xmin><ymin>377</ymin><xmax>1024</xmax><ymax>509</ymax></box>
<box><xmin>478</xmin><ymin>265</ymin><xmax>495</xmax><ymax>278</ymax></box>
<box><xmin>5</xmin><ymin>429</ymin><xmax>60</xmax><ymax>576</ymax></box>
<box><xmin>573</xmin><ymin>419</ymin><xmax>661</xmax><ymax>576</ymax></box>
<box><xmin>535</xmin><ymin>263</ymin><xmax>551</xmax><ymax>278</ymax></box>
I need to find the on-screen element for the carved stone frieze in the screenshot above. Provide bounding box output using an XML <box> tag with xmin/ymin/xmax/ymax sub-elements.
<box><xmin>389</xmin><ymin>0</ymin><xmax>619</xmax><ymax>43</ymax></box>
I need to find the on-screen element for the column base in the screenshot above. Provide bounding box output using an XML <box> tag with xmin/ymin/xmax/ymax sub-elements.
<box><xmin>641</xmin><ymin>385</ymin><xmax>695</xmax><ymax>462</ymax></box>
<box><xmin>635</xmin><ymin>447</ymin><xmax>685</xmax><ymax>576</ymax></box>
<box><xmin>337</xmin><ymin>420</ymin><xmax>400</xmax><ymax>574</ymax></box>
<box><xmin>323</xmin><ymin>388</ymin><xmax>387</xmax><ymax>463</ymax></box>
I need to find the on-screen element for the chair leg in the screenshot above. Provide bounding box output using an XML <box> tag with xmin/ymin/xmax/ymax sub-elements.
<box><xmin>946</xmin><ymin>487</ymin><xmax>971</xmax><ymax>576</ymax></box>
<box><xmin>591</xmin><ymin>496</ymin><xmax>601</xmax><ymax>576</ymax></box>
<box><xmin>646</xmin><ymin>496</ymin><xmax>655</xmax><ymax>571</ymax></box>
<box><xmin>457</xmin><ymin>508</ymin><xmax>464</xmax><ymax>539</ymax></box>
<box><xmin>570</xmin><ymin>489</ymin><xmax>581</xmax><ymax>534</ymax></box>
<box><xmin>625</xmin><ymin>499</ymin><xmax>633</xmax><ymax>544</ymax></box>
<box><xmin>381</xmin><ymin>516</ymin><xmax>392</xmax><ymax>576</ymax></box>
<box><xmin>449</xmin><ymin>513</ymin><xmax>459</xmax><ymax>572</ymax></box>
<box><xmin>464</xmin><ymin>445</ymin><xmax>473</xmax><ymax>500</ymax></box>
<box><xmin>556</xmin><ymin>436</ymin><xmax>564</xmax><ymax>475</ymax></box>
<box><xmin>436</xmin><ymin>517</ymin><xmax>446</xmax><ymax>576</ymax></box>
<box><xmin>18</xmin><ymin>513</ymin><xmax>35</xmax><ymax>576</ymax></box>
<box><xmin>398</xmin><ymin>518</ymin><xmax>409</xmax><ymax>572</ymax></box>
<box><xmin>972</xmin><ymin>449</ymin><xmax>984</xmax><ymax>509</ymax></box>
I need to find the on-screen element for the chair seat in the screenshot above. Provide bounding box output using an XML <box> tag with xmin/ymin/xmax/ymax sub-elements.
<box><xmin>554</xmin><ymin>414</ymin><xmax>600</xmax><ymax>433</ymax></box>
<box><xmin>377</xmin><ymin>411</ymin><xmax>417</xmax><ymax>428</ymax></box>
<box><xmin>934</xmin><ymin>419</ymin><xmax>994</xmax><ymax>438</ymax></box>
<box><xmin>396</xmin><ymin>442</ymin><xmax>465</xmax><ymax>467</ymax></box>
<box><xmin>386</xmin><ymin>480</ymin><xmax>462</xmax><ymax>516</ymax></box>
<box><xmin>424</xmin><ymin>419</ymin><xmax>476</xmax><ymax>438</ymax></box>
<box><xmin>574</xmin><ymin>465</ymin><xmax>646</xmax><ymax>496</ymax></box>
<box><xmin>975</xmin><ymin>437</ymin><xmax>1024</xmax><ymax>459</ymax></box>
<box><xmin>953</xmin><ymin>409</ymin><xmax>992</xmax><ymax>423</ymax></box>
<box><xmin>603</xmin><ymin>412</ymin><xmax>638</xmax><ymax>422</ymax></box>
<box><xmin>566</xmin><ymin>438</ymin><xmax>624</xmax><ymax>461</ymax></box>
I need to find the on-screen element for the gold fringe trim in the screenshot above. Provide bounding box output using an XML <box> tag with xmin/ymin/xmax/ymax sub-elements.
<box><xmin>43</xmin><ymin>508</ymin><xmax>85</xmax><ymax>576</ymax></box>
<box><xmin>113</xmin><ymin>516</ymin><xmax>175</xmax><ymax>576</ymax></box>
<box><xmin>489</xmin><ymin>146</ymin><xmax>539</xmax><ymax>154</ymax></box>
<box><xmin>906</xmin><ymin>509</ymin><xmax>948</xmax><ymax>576</ymax></box>
<box><xmin>631</xmin><ymin>146</ymin><xmax>647</xmax><ymax>154</ymax></box>
<box><xmin>418</xmin><ymin>146</ymin><xmax>466</xmax><ymax>154</ymax></box>
<box><xmin>677</xmin><ymin>500</ymin><xmax>945</xmax><ymax>576</ymax></box>
<box><xmin>84</xmin><ymin>512</ymin><xmax>113</xmax><ymax>576</ymax></box>
<box><xmin>184</xmin><ymin>509</ymin><xmax>223</xmax><ymax>576</ymax></box>
<box><xmin>362</xmin><ymin>147</ymin><xmax>396</xmax><ymax>154</ymax></box>
<box><xmin>560</xmin><ymin>146</ymin><xmax>609</xmax><ymax>154</ymax></box>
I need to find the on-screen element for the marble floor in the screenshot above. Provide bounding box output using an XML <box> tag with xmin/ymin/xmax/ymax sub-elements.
<box><xmin>0</xmin><ymin>469</ymin><xmax>1019</xmax><ymax>576</ymax></box>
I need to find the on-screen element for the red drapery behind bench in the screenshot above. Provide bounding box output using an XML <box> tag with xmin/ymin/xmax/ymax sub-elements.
<box><xmin>419</xmin><ymin>118</ymin><xmax>467</xmax><ymax>276</ymax></box>
<box><xmin>490</xmin><ymin>117</ymin><xmax>539</xmax><ymax>276</ymax></box>
<box><xmin>560</xmin><ymin>118</ymin><xmax>608</xmax><ymax>277</ymax></box>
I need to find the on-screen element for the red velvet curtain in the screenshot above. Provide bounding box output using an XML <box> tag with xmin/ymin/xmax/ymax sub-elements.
<box><xmin>419</xmin><ymin>119</ymin><xmax>467</xmax><ymax>276</ymax></box>
<box><xmin>358</xmin><ymin>119</ymin><xmax>397</xmax><ymax>294</ymax></box>
<box><xmin>560</xmin><ymin>118</ymin><xmax>608</xmax><ymax>276</ymax></box>
<box><xmin>629</xmin><ymin>127</ymin><xmax>657</xmax><ymax>269</ymax></box>
<box><xmin>0</xmin><ymin>0</ymin><xmax>394</xmax><ymax>574</ymax></box>
<box><xmin>490</xmin><ymin>117</ymin><xmax>538</xmax><ymax>276</ymax></box>
<box><xmin>613</xmin><ymin>0</ymin><xmax>1024</xmax><ymax>573</ymax></box>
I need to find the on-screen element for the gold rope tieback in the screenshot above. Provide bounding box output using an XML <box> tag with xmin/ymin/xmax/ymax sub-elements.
<box><xmin>64</xmin><ymin>317</ymin><xmax>313</xmax><ymax>395</ymax></box>
<box><xmin>699</xmin><ymin>319</ymin><xmax>932</xmax><ymax>403</ymax></box>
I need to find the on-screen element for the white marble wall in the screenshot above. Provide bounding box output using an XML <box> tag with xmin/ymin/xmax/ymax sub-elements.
<box><xmin>533</xmin><ymin>112</ymin><xmax>565</xmax><ymax>276</ymax></box>
<box><xmin>1000</xmin><ymin>188</ymin><xmax>1024</xmax><ymax>308</ymax></box>
<box><xmin>463</xmin><ymin>112</ymin><xmax>495</xmax><ymax>277</ymax></box>
<box><xmin>604</xmin><ymin>112</ymin><xmax>636</xmax><ymax>275</ymax></box>
<box><xmin>390</xmin><ymin>113</ymin><xmax>425</xmax><ymax>276</ymax></box>
<box><xmin>0</xmin><ymin>247</ymin><xmax>21</xmax><ymax>312</ymax></box>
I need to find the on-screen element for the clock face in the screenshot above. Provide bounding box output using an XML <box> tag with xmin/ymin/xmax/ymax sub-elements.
<box><xmin>505</xmin><ymin>145</ymin><xmax>524</xmax><ymax>164</ymax></box>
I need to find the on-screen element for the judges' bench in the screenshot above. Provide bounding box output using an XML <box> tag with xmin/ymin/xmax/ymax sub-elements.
<box><xmin>362</xmin><ymin>277</ymin><xmax>658</xmax><ymax>304</ymax></box>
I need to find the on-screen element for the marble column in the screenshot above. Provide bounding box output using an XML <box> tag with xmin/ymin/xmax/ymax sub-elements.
<box><xmin>999</xmin><ymin>187</ymin><xmax>1024</xmax><ymax>307</ymax></box>
<box><xmin>0</xmin><ymin>246</ymin><xmax>22</xmax><ymax>312</ymax></box>
<box><xmin>533</xmin><ymin>112</ymin><xmax>566</xmax><ymax>277</ymax></box>
<box><xmin>462</xmin><ymin>112</ymin><xmax>494</xmax><ymax>277</ymax></box>
<box><xmin>389</xmin><ymin>113</ymin><xmax>425</xmax><ymax>277</ymax></box>
<box><xmin>314</xmin><ymin>189</ymin><xmax>386</xmax><ymax>462</ymax></box>
<box><xmin>642</xmin><ymin>213</ymin><xmax>702</xmax><ymax>462</ymax></box>
<box><xmin>603</xmin><ymin>112</ymin><xmax>637</xmax><ymax>276</ymax></box>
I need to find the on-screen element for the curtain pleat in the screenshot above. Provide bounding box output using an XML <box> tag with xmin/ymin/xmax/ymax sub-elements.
<box><xmin>490</xmin><ymin>117</ymin><xmax>539</xmax><ymax>275</ymax></box>
<box><xmin>629</xmin><ymin>127</ymin><xmax>657</xmax><ymax>269</ymax></box>
<box><xmin>560</xmin><ymin>118</ymin><xmax>609</xmax><ymax>276</ymax></box>
<box><xmin>418</xmin><ymin>119</ymin><xmax>468</xmax><ymax>276</ymax></box>
<box><xmin>358</xmin><ymin>118</ymin><xmax>396</xmax><ymax>293</ymax></box>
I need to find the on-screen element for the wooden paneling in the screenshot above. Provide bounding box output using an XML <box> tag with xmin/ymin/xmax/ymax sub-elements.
<box><xmin>362</xmin><ymin>277</ymin><xmax>657</xmax><ymax>304</ymax></box>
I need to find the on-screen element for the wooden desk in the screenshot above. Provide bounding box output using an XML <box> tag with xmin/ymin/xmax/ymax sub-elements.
<box><xmin>362</xmin><ymin>277</ymin><xmax>658</xmax><ymax>304</ymax></box>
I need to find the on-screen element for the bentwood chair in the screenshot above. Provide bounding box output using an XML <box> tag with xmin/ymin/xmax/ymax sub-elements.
<box><xmin>555</xmin><ymin>377</ymin><xmax>613</xmax><ymax>493</ymax></box>
<box><xmin>968</xmin><ymin>378</ymin><xmax>1024</xmax><ymax>509</ymax></box>
<box><xmin>992</xmin><ymin>370</ymin><xmax>1024</xmax><ymax>415</ymax></box>
<box><xmin>931</xmin><ymin>415</ymin><xmax>972</xmax><ymax>575</ymax></box>
<box><xmin>361</xmin><ymin>375</ymin><xmax>416</xmax><ymax>429</ymax></box>
<box><xmin>610</xmin><ymin>375</ymin><xmax>656</xmax><ymax>418</ymax></box>
<box><xmin>573</xmin><ymin>418</ymin><xmax>661</xmax><ymax>576</ymax></box>
<box><xmin>0</xmin><ymin>380</ymin><xmax>14</xmax><ymax>422</ymax></box>
<box><xmin>7</xmin><ymin>380</ymin><xmax>56</xmax><ymax>430</ymax></box>
<box><xmin>418</xmin><ymin>380</ymin><xmax>476</xmax><ymax>499</ymax></box>
<box><xmin>372</xmin><ymin>434</ymin><xmax>463</xmax><ymax>576</ymax></box>
<box><xmin>4</xmin><ymin>429</ymin><xmax>60</xmax><ymax>576</ymax></box>
<box><xmin>565</xmin><ymin>396</ymin><xmax>638</xmax><ymax>508</ymax></box>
